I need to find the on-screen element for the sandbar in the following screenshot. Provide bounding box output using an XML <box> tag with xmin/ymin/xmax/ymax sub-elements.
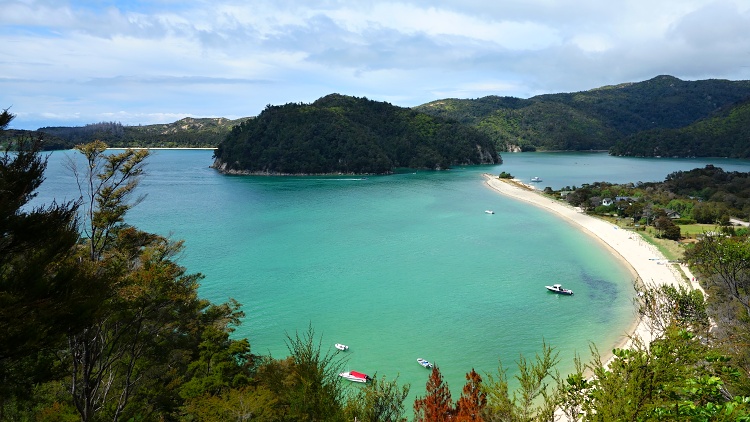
<box><xmin>482</xmin><ymin>174</ymin><xmax>693</xmax><ymax>359</ymax></box>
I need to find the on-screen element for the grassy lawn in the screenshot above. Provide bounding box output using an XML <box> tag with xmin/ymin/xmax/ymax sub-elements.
<box><xmin>596</xmin><ymin>215</ymin><xmax>688</xmax><ymax>262</ymax></box>
<box><xmin>678</xmin><ymin>223</ymin><xmax>726</xmax><ymax>237</ymax></box>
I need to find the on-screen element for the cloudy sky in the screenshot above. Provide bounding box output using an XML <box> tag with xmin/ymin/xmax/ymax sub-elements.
<box><xmin>2</xmin><ymin>0</ymin><xmax>750</xmax><ymax>129</ymax></box>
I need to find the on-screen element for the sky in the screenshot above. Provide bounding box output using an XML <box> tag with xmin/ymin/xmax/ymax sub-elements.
<box><xmin>2</xmin><ymin>0</ymin><xmax>750</xmax><ymax>130</ymax></box>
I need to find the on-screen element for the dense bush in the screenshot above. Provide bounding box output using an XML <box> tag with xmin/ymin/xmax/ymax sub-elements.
<box><xmin>213</xmin><ymin>94</ymin><xmax>500</xmax><ymax>174</ymax></box>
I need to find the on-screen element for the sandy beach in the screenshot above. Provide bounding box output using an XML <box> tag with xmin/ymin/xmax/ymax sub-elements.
<box><xmin>482</xmin><ymin>174</ymin><xmax>695</xmax><ymax>356</ymax></box>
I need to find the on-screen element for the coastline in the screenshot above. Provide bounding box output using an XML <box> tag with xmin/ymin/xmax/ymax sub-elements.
<box><xmin>106</xmin><ymin>147</ymin><xmax>216</xmax><ymax>150</ymax></box>
<box><xmin>482</xmin><ymin>174</ymin><xmax>691</xmax><ymax>363</ymax></box>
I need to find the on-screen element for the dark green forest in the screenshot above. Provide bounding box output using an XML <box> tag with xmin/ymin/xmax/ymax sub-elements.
<box><xmin>4</xmin><ymin>107</ymin><xmax>750</xmax><ymax>420</ymax></box>
<box><xmin>415</xmin><ymin>75</ymin><xmax>750</xmax><ymax>156</ymax></box>
<box><xmin>610</xmin><ymin>97</ymin><xmax>750</xmax><ymax>158</ymax></box>
<box><xmin>212</xmin><ymin>94</ymin><xmax>500</xmax><ymax>175</ymax></box>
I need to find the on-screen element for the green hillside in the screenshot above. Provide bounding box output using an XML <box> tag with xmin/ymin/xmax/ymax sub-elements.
<box><xmin>213</xmin><ymin>94</ymin><xmax>500</xmax><ymax>175</ymax></box>
<box><xmin>415</xmin><ymin>75</ymin><xmax>750</xmax><ymax>154</ymax></box>
<box><xmin>609</xmin><ymin>98</ymin><xmax>750</xmax><ymax>158</ymax></box>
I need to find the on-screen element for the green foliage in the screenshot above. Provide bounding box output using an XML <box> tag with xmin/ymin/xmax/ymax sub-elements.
<box><xmin>611</xmin><ymin>97</ymin><xmax>750</xmax><ymax>158</ymax></box>
<box><xmin>498</xmin><ymin>171</ymin><xmax>513</xmax><ymax>179</ymax></box>
<box><xmin>68</xmin><ymin>140</ymin><xmax>150</xmax><ymax>260</ymax></box>
<box><xmin>0</xmin><ymin>131</ymin><xmax>106</xmax><ymax>414</ymax></box>
<box><xmin>686</xmin><ymin>233</ymin><xmax>750</xmax><ymax>309</ymax></box>
<box><xmin>345</xmin><ymin>374</ymin><xmax>411</xmax><ymax>422</ymax></box>
<box><xmin>636</xmin><ymin>282</ymin><xmax>710</xmax><ymax>335</ymax></box>
<box><xmin>554</xmin><ymin>165</ymin><xmax>750</xmax><ymax>227</ymax></box>
<box><xmin>253</xmin><ymin>324</ymin><xmax>349</xmax><ymax>421</ymax></box>
<box><xmin>415</xmin><ymin>75</ymin><xmax>750</xmax><ymax>155</ymax></box>
<box><xmin>21</xmin><ymin>141</ymin><xmax>255</xmax><ymax>422</ymax></box>
<box><xmin>581</xmin><ymin>328</ymin><xmax>750</xmax><ymax>421</ymax></box>
<box><xmin>481</xmin><ymin>341</ymin><xmax>559</xmax><ymax>422</ymax></box>
<box><xmin>655</xmin><ymin>215</ymin><xmax>681</xmax><ymax>240</ymax></box>
<box><xmin>179</xmin><ymin>302</ymin><xmax>253</xmax><ymax>400</ymax></box>
<box><xmin>182</xmin><ymin>385</ymin><xmax>279</xmax><ymax>421</ymax></box>
<box><xmin>213</xmin><ymin>94</ymin><xmax>500</xmax><ymax>175</ymax></box>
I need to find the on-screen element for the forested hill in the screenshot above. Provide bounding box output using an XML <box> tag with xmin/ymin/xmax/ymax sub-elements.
<box><xmin>212</xmin><ymin>94</ymin><xmax>501</xmax><ymax>175</ymax></box>
<box><xmin>31</xmin><ymin>117</ymin><xmax>251</xmax><ymax>149</ymax></box>
<box><xmin>609</xmin><ymin>97</ymin><xmax>750</xmax><ymax>158</ymax></box>
<box><xmin>414</xmin><ymin>75</ymin><xmax>750</xmax><ymax>155</ymax></box>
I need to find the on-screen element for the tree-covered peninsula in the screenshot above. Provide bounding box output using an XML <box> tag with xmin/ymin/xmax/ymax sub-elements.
<box><xmin>212</xmin><ymin>94</ymin><xmax>501</xmax><ymax>175</ymax></box>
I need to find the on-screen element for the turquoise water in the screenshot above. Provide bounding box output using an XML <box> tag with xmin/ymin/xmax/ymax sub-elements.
<box><xmin>34</xmin><ymin>150</ymin><xmax>750</xmax><ymax>403</ymax></box>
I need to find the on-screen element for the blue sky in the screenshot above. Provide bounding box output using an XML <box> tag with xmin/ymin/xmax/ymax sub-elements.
<box><xmin>2</xmin><ymin>0</ymin><xmax>750</xmax><ymax>129</ymax></box>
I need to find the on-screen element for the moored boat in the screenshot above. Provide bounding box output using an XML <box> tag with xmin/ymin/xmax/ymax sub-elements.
<box><xmin>417</xmin><ymin>358</ymin><xmax>433</xmax><ymax>369</ymax></box>
<box><xmin>531</xmin><ymin>176</ymin><xmax>542</xmax><ymax>182</ymax></box>
<box><xmin>485</xmin><ymin>210</ymin><xmax>495</xmax><ymax>214</ymax></box>
<box><xmin>339</xmin><ymin>370</ymin><xmax>371</xmax><ymax>383</ymax></box>
<box><xmin>545</xmin><ymin>284</ymin><xmax>573</xmax><ymax>295</ymax></box>
<box><xmin>335</xmin><ymin>343</ymin><xmax>349</xmax><ymax>351</ymax></box>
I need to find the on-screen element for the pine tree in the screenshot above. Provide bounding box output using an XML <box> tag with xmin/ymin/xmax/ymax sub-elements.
<box><xmin>414</xmin><ymin>365</ymin><xmax>453</xmax><ymax>421</ymax></box>
<box><xmin>455</xmin><ymin>369</ymin><xmax>486</xmax><ymax>421</ymax></box>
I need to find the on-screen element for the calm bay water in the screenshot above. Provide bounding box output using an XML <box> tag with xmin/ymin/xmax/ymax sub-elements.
<box><xmin>33</xmin><ymin>150</ymin><xmax>750</xmax><ymax>402</ymax></box>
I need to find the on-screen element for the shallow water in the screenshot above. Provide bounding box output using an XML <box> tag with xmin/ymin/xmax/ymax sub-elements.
<box><xmin>33</xmin><ymin>150</ymin><xmax>750</xmax><ymax>403</ymax></box>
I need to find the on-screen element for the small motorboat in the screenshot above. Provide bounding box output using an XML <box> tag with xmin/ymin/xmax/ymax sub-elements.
<box><xmin>531</xmin><ymin>176</ymin><xmax>543</xmax><ymax>182</ymax></box>
<box><xmin>546</xmin><ymin>284</ymin><xmax>573</xmax><ymax>295</ymax></box>
<box><xmin>485</xmin><ymin>210</ymin><xmax>495</xmax><ymax>214</ymax></box>
<box><xmin>335</xmin><ymin>343</ymin><xmax>349</xmax><ymax>351</ymax></box>
<box><xmin>339</xmin><ymin>370</ymin><xmax>371</xmax><ymax>383</ymax></box>
<box><xmin>417</xmin><ymin>358</ymin><xmax>433</xmax><ymax>369</ymax></box>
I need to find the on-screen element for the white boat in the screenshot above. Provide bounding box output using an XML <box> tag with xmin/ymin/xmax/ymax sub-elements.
<box><xmin>339</xmin><ymin>370</ymin><xmax>371</xmax><ymax>383</ymax></box>
<box><xmin>545</xmin><ymin>284</ymin><xmax>573</xmax><ymax>295</ymax></box>
<box><xmin>485</xmin><ymin>210</ymin><xmax>495</xmax><ymax>214</ymax></box>
<box><xmin>531</xmin><ymin>176</ymin><xmax>543</xmax><ymax>182</ymax></box>
<box><xmin>335</xmin><ymin>343</ymin><xmax>349</xmax><ymax>351</ymax></box>
<box><xmin>417</xmin><ymin>358</ymin><xmax>433</xmax><ymax>369</ymax></box>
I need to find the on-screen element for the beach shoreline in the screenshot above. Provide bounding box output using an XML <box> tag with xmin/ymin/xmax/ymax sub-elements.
<box><xmin>482</xmin><ymin>174</ymin><xmax>691</xmax><ymax>363</ymax></box>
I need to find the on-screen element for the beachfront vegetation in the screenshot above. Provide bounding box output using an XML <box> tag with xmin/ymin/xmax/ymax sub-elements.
<box><xmin>416</xmin><ymin>75</ymin><xmax>750</xmax><ymax>157</ymax></box>
<box><xmin>552</xmin><ymin>164</ymin><xmax>750</xmax><ymax>241</ymax></box>
<box><xmin>4</xmin><ymin>111</ymin><xmax>750</xmax><ymax>419</ymax></box>
<box><xmin>212</xmin><ymin>94</ymin><xmax>500</xmax><ymax>175</ymax></box>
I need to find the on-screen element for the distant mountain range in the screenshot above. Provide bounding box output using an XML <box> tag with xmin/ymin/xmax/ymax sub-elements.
<box><xmin>3</xmin><ymin>75</ymin><xmax>749</xmax><ymax>159</ymax></box>
<box><xmin>414</xmin><ymin>75</ymin><xmax>750</xmax><ymax>157</ymax></box>
<box><xmin>1</xmin><ymin>117</ymin><xmax>250</xmax><ymax>150</ymax></box>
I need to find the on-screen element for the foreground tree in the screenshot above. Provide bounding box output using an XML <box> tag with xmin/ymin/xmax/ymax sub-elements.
<box><xmin>345</xmin><ymin>374</ymin><xmax>411</xmax><ymax>422</ymax></box>
<box><xmin>0</xmin><ymin>113</ymin><xmax>103</xmax><ymax>416</ymax></box>
<box><xmin>685</xmin><ymin>233</ymin><xmax>750</xmax><ymax>312</ymax></box>
<box><xmin>481</xmin><ymin>342</ymin><xmax>558</xmax><ymax>422</ymax></box>
<box><xmin>455</xmin><ymin>369</ymin><xmax>486</xmax><ymax>421</ymax></box>
<box><xmin>556</xmin><ymin>282</ymin><xmax>750</xmax><ymax>421</ymax></box>
<box><xmin>578</xmin><ymin>328</ymin><xmax>750</xmax><ymax>421</ymax></box>
<box><xmin>56</xmin><ymin>142</ymin><xmax>253</xmax><ymax>421</ymax></box>
<box><xmin>414</xmin><ymin>365</ymin><xmax>454</xmax><ymax>421</ymax></box>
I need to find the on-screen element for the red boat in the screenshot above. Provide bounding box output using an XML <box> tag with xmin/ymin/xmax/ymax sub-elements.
<box><xmin>339</xmin><ymin>370</ymin><xmax>372</xmax><ymax>383</ymax></box>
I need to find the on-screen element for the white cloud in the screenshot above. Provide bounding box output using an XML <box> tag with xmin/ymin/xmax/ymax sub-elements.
<box><xmin>1</xmin><ymin>0</ymin><xmax>749</xmax><ymax>129</ymax></box>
